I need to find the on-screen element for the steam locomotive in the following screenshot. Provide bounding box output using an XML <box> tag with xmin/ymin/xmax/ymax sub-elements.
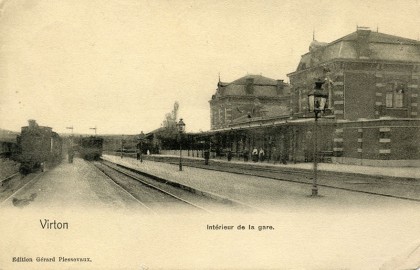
<box><xmin>17</xmin><ymin>120</ymin><xmax>63</xmax><ymax>174</ymax></box>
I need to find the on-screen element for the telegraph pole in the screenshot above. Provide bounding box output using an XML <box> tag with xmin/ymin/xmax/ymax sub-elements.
<box><xmin>89</xmin><ymin>126</ymin><xmax>97</xmax><ymax>135</ymax></box>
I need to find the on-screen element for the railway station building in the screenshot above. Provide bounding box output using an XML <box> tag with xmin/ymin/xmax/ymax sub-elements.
<box><xmin>209</xmin><ymin>74</ymin><xmax>290</xmax><ymax>130</ymax></box>
<box><xmin>206</xmin><ymin>74</ymin><xmax>302</xmax><ymax>162</ymax></box>
<box><xmin>201</xmin><ymin>28</ymin><xmax>420</xmax><ymax>166</ymax></box>
<box><xmin>287</xmin><ymin>27</ymin><xmax>420</xmax><ymax>166</ymax></box>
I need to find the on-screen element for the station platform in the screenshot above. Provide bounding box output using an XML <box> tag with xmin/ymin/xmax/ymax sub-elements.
<box><xmin>146</xmin><ymin>153</ymin><xmax>420</xmax><ymax>180</ymax></box>
<box><xmin>103</xmin><ymin>154</ymin><xmax>420</xmax><ymax>208</ymax></box>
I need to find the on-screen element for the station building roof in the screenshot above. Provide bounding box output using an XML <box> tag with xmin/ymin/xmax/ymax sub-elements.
<box><xmin>212</xmin><ymin>74</ymin><xmax>289</xmax><ymax>99</ymax></box>
<box><xmin>292</xmin><ymin>29</ymin><xmax>420</xmax><ymax>73</ymax></box>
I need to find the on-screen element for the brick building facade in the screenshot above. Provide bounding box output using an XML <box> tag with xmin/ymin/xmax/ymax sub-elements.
<box><xmin>287</xmin><ymin>28</ymin><xmax>420</xmax><ymax>166</ymax></box>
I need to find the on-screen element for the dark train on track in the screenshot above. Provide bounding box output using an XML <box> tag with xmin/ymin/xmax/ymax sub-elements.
<box><xmin>1</xmin><ymin>141</ymin><xmax>18</xmax><ymax>158</ymax></box>
<box><xmin>17</xmin><ymin>120</ymin><xmax>63</xmax><ymax>174</ymax></box>
<box><xmin>79</xmin><ymin>136</ymin><xmax>103</xmax><ymax>160</ymax></box>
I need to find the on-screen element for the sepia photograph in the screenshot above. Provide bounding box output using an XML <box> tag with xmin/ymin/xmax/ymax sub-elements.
<box><xmin>0</xmin><ymin>0</ymin><xmax>419</xmax><ymax>269</ymax></box>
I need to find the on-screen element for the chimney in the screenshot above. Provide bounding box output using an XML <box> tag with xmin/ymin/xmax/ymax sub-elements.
<box><xmin>28</xmin><ymin>119</ymin><xmax>38</xmax><ymax>129</ymax></box>
<box><xmin>276</xmin><ymin>80</ymin><xmax>284</xmax><ymax>95</ymax></box>
<box><xmin>356</xmin><ymin>27</ymin><xmax>371</xmax><ymax>59</ymax></box>
<box><xmin>245</xmin><ymin>77</ymin><xmax>254</xmax><ymax>95</ymax></box>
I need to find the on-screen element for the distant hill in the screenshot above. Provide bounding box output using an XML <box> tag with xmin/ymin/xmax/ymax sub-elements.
<box><xmin>0</xmin><ymin>129</ymin><xmax>19</xmax><ymax>142</ymax></box>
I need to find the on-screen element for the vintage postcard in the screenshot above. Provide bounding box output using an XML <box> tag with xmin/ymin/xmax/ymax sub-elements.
<box><xmin>0</xmin><ymin>0</ymin><xmax>419</xmax><ymax>269</ymax></box>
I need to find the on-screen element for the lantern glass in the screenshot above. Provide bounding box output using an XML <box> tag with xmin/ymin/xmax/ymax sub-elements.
<box><xmin>308</xmin><ymin>95</ymin><xmax>315</xmax><ymax>112</ymax></box>
<box><xmin>319</xmin><ymin>96</ymin><xmax>327</xmax><ymax>111</ymax></box>
<box><xmin>308</xmin><ymin>87</ymin><xmax>328</xmax><ymax>113</ymax></box>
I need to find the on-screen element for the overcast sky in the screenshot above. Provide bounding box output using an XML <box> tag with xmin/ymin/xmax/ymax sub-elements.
<box><xmin>1</xmin><ymin>0</ymin><xmax>419</xmax><ymax>134</ymax></box>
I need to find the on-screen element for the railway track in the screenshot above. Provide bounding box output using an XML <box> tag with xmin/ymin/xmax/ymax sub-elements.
<box><xmin>147</xmin><ymin>157</ymin><xmax>420</xmax><ymax>202</ymax></box>
<box><xmin>0</xmin><ymin>172</ymin><xmax>19</xmax><ymax>186</ymax></box>
<box><xmin>93</xmin><ymin>161</ymin><xmax>214</xmax><ymax>214</ymax></box>
<box><xmin>0</xmin><ymin>172</ymin><xmax>44</xmax><ymax>206</ymax></box>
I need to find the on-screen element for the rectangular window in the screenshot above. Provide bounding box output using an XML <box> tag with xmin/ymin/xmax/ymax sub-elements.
<box><xmin>395</xmin><ymin>92</ymin><xmax>403</xmax><ymax>107</ymax></box>
<box><xmin>386</xmin><ymin>92</ymin><xmax>393</xmax><ymax>108</ymax></box>
<box><xmin>302</xmin><ymin>96</ymin><xmax>308</xmax><ymax>111</ymax></box>
<box><xmin>379</xmin><ymin>131</ymin><xmax>388</xmax><ymax>139</ymax></box>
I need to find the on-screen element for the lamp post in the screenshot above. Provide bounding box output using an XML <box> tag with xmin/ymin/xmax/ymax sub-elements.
<box><xmin>307</xmin><ymin>78</ymin><xmax>329</xmax><ymax>196</ymax></box>
<box><xmin>177</xmin><ymin>118</ymin><xmax>186</xmax><ymax>171</ymax></box>
<box><xmin>66</xmin><ymin>126</ymin><xmax>74</xmax><ymax>143</ymax></box>
<box><xmin>66</xmin><ymin>126</ymin><xmax>74</xmax><ymax>163</ymax></box>
<box><xmin>121</xmin><ymin>135</ymin><xmax>124</xmax><ymax>159</ymax></box>
<box><xmin>138</xmin><ymin>131</ymin><xmax>146</xmax><ymax>162</ymax></box>
<box><xmin>66</xmin><ymin>126</ymin><xmax>74</xmax><ymax>134</ymax></box>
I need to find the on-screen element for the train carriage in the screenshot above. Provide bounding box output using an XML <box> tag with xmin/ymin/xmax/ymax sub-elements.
<box><xmin>79</xmin><ymin>136</ymin><xmax>103</xmax><ymax>160</ymax></box>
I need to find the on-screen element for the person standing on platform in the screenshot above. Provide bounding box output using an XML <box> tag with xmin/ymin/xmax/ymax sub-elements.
<box><xmin>68</xmin><ymin>147</ymin><xmax>74</xmax><ymax>163</ymax></box>
<box><xmin>227</xmin><ymin>150</ymin><xmax>232</xmax><ymax>161</ymax></box>
<box><xmin>259</xmin><ymin>148</ymin><xmax>265</xmax><ymax>162</ymax></box>
<box><xmin>204</xmin><ymin>149</ymin><xmax>210</xmax><ymax>165</ymax></box>
<box><xmin>243</xmin><ymin>148</ymin><xmax>249</xmax><ymax>162</ymax></box>
<box><xmin>272</xmin><ymin>147</ymin><xmax>279</xmax><ymax>164</ymax></box>
<box><xmin>252</xmin><ymin>147</ymin><xmax>258</xmax><ymax>162</ymax></box>
<box><xmin>281</xmin><ymin>150</ymin><xmax>288</xmax><ymax>165</ymax></box>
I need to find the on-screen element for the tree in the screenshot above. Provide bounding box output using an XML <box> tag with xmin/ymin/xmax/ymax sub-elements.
<box><xmin>161</xmin><ymin>101</ymin><xmax>179</xmax><ymax>128</ymax></box>
<box><xmin>157</xmin><ymin>101</ymin><xmax>181</xmax><ymax>149</ymax></box>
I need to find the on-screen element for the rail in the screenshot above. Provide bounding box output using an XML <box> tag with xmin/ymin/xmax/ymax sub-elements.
<box><xmin>94</xmin><ymin>161</ymin><xmax>212</xmax><ymax>213</ymax></box>
<box><xmin>0</xmin><ymin>172</ymin><xmax>19</xmax><ymax>185</ymax></box>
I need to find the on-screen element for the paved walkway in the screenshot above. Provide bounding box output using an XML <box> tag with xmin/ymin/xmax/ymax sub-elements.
<box><xmin>151</xmin><ymin>154</ymin><xmax>420</xmax><ymax>179</ymax></box>
<box><xmin>0</xmin><ymin>158</ymin><xmax>146</xmax><ymax>212</ymax></box>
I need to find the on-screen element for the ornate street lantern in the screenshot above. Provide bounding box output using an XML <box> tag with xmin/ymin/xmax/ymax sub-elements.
<box><xmin>177</xmin><ymin>118</ymin><xmax>186</xmax><ymax>133</ymax></box>
<box><xmin>308</xmin><ymin>78</ymin><xmax>329</xmax><ymax>117</ymax></box>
